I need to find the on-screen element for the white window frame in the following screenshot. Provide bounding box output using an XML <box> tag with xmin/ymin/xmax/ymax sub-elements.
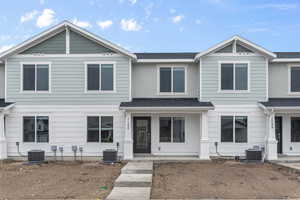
<box><xmin>157</xmin><ymin>65</ymin><xmax>187</xmax><ymax>95</ymax></box>
<box><xmin>20</xmin><ymin>62</ymin><xmax>51</xmax><ymax>93</ymax></box>
<box><xmin>86</xmin><ymin>115</ymin><xmax>114</xmax><ymax>143</ymax></box>
<box><xmin>22</xmin><ymin>115</ymin><xmax>50</xmax><ymax>143</ymax></box>
<box><xmin>84</xmin><ymin>61</ymin><xmax>116</xmax><ymax>93</ymax></box>
<box><xmin>159</xmin><ymin>115</ymin><xmax>186</xmax><ymax>143</ymax></box>
<box><xmin>218</xmin><ymin>61</ymin><xmax>250</xmax><ymax>93</ymax></box>
<box><xmin>219</xmin><ymin>114</ymin><xmax>248</xmax><ymax>143</ymax></box>
<box><xmin>288</xmin><ymin>65</ymin><xmax>300</xmax><ymax>95</ymax></box>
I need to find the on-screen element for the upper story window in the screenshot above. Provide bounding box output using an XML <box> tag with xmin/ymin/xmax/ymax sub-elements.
<box><xmin>159</xmin><ymin>66</ymin><xmax>186</xmax><ymax>94</ymax></box>
<box><xmin>22</xmin><ymin>63</ymin><xmax>50</xmax><ymax>92</ymax></box>
<box><xmin>290</xmin><ymin>66</ymin><xmax>300</xmax><ymax>93</ymax></box>
<box><xmin>220</xmin><ymin>62</ymin><xmax>249</xmax><ymax>92</ymax></box>
<box><xmin>86</xmin><ymin>63</ymin><xmax>115</xmax><ymax>92</ymax></box>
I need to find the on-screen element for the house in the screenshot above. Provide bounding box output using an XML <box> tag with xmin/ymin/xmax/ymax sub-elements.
<box><xmin>0</xmin><ymin>20</ymin><xmax>299</xmax><ymax>161</ymax></box>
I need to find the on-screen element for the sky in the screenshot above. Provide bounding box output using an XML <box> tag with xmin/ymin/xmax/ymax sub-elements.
<box><xmin>0</xmin><ymin>0</ymin><xmax>300</xmax><ymax>53</ymax></box>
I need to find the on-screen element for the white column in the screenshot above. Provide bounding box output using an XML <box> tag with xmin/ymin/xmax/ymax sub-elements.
<box><xmin>0</xmin><ymin>113</ymin><xmax>7</xmax><ymax>160</ymax></box>
<box><xmin>123</xmin><ymin>112</ymin><xmax>133</xmax><ymax>160</ymax></box>
<box><xmin>199</xmin><ymin>111</ymin><xmax>210</xmax><ymax>160</ymax></box>
<box><xmin>265</xmin><ymin>112</ymin><xmax>278</xmax><ymax>160</ymax></box>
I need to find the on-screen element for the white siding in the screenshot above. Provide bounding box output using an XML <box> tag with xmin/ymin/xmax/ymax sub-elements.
<box><xmin>0</xmin><ymin>64</ymin><xmax>5</xmax><ymax>98</ymax></box>
<box><xmin>281</xmin><ymin>114</ymin><xmax>300</xmax><ymax>155</ymax></box>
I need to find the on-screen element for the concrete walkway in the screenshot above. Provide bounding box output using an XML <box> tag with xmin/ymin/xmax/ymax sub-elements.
<box><xmin>106</xmin><ymin>161</ymin><xmax>153</xmax><ymax>200</ymax></box>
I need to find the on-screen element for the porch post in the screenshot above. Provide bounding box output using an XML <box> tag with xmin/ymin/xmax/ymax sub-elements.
<box><xmin>199</xmin><ymin>111</ymin><xmax>210</xmax><ymax>160</ymax></box>
<box><xmin>265</xmin><ymin>112</ymin><xmax>278</xmax><ymax>160</ymax></box>
<box><xmin>123</xmin><ymin>112</ymin><xmax>133</xmax><ymax>160</ymax></box>
<box><xmin>0</xmin><ymin>113</ymin><xmax>7</xmax><ymax>160</ymax></box>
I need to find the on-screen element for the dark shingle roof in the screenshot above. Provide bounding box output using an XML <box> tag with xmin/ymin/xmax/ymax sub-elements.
<box><xmin>0</xmin><ymin>99</ymin><xmax>14</xmax><ymax>108</ymax></box>
<box><xmin>120</xmin><ymin>98</ymin><xmax>213</xmax><ymax>108</ymax></box>
<box><xmin>274</xmin><ymin>52</ymin><xmax>300</xmax><ymax>59</ymax></box>
<box><xmin>260</xmin><ymin>98</ymin><xmax>300</xmax><ymax>107</ymax></box>
<box><xmin>135</xmin><ymin>53</ymin><xmax>197</xmax><ymax>60</ymax></box>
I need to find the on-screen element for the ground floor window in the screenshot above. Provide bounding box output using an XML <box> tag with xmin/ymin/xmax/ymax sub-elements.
<box><xmin>291</xmin><ymin>117</ymin><xmax>300</xmax><ymax>142</ymax></box>
<box><xmin>23</xmin><ymin>116</ymin><xmax>49</xmax><ymax>143</ymax></box>
<box><xmin>87</xmin><ymin>116</ymin><xmax>113</xmax><ymax>143</ymax></box>
<box><xmin>221</xmin><ymin>115</ymin><xmax>247</xmax><ymax>143</ymax></box>
<box><xmin>159</xmin><ymin>117</ymin><xmax>185</xmax><ymax>143</ymax></box>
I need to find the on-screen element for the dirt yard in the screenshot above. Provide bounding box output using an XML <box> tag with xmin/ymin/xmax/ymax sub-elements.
<box><xmin>0</xmin><ymin>160</ymin><xmax>124</xmax><ymax>199</ymax></box>
<box><xmin>152</xmin><ymin>160</ymin><xmax>300</xmax><ymax>199</ymax></box>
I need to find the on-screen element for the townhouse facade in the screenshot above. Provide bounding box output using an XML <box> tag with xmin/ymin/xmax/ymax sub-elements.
<box><xmin>0</xmin><ymin>21</ymin><xmax>299</xmax><ymax>160</ymax></box>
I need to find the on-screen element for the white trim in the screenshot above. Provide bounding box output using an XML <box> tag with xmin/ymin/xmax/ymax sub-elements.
<box><xmin>84</xmin><ymin>61</ymin><xmax>117</xmax><ymax>93</ymax></box>
<box><xmin>20</xmin><ymin>62</ymin><xmax>51</xmax><ymax>93</ymax></box>
<box><xmin>0</xmin><ymin>21</ymin><xmax>136</xmax><ymax>60</ymax></box>
<box><xmin>271</xmin><ymin>58</ymin><xmax>300</xmax><ymax>63</ymax></box>
<box><xmin>288</xmin><ymin>65</ymin><xmax>300</xmax><ymax>95</ymax></box>
<box><xmin>208</xmin><ymin>53</ymin><xmax>259</xmax><ymax>57</ymax></box>
<box><xmin>199</xmin><ymin>58</ymin><xmax>202</xmax><ymax>101</ymax></box>
<box><xmin>195</xmin><ymin>35</ymin><xmax>276</xmax><ymax>60</ymax></box>
<box><xmin>218</xmin><ymin>61</ymin><xmax>250</xmax><ymax>93</ymax></box>
<box><xmin>137</xmin><ymin>59</ymin><xmax>194</xmax><ymax>63</ymax></box>
<box><xmin>65</xmin><ymin>26</ymin><xmax>70</xmax><ymax>54</ymax></box>
<box><xmin>157</xmin><ymin>64</ymin><xmax>187</xmax><ymax>95</ymax></box>
<box><xmin>119</xmin><ymin>106</ymin><xmax>214</xmax><ymax>111</ymax></box>
<box><xmin>266</xmin><ymin>58</ymin><xmax>269</xmax><ymax>101</ymax></box>
<box><xmin>219</xmin><ymin>114</ymin><xmax>248</xmax><ymax>143</ymax></box>
<box><xmin>12</xmin><ymin>53</ymin><xmax>122</xmax><ymax>58</ymax></box>
<box><xmin>4</xmin><ymin>59</ymin><xmax>7</xmax><ymax>101</ymax></box>
<box><xmin>86</xmin><ymin>115</ymin><xmax>114</xmax><ymax>144</ymax></box>
<box><xmin>158</xmin><ymin>116</ymin><xmax>186</xmax><ymax>144</ymax></box>
<box><xmin>129</xmin><ymin>59</ymin><xmax>132</xmax><ymax>101</ymax></box>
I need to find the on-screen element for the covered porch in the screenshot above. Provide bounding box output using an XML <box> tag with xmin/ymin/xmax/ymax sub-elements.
<box><xmin>119</xmin><ymin>98</ymin><xmax>214</xmax><ymax>160</ymax></box>
<box><xmin>260</xmin><ymin>98</ymin><xmax>300</xmax><ymax>160</ymax></box>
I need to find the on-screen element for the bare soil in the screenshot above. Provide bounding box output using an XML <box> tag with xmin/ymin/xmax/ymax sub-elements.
<box><xmin>152</xmin><ymin>160</ymin><xmax>300</xmax><ymax>199</ymax></box>
<box><xmin>0</xmin><ymin>160</ymin><xmax>124</xmax><ymax>199</ymax></box>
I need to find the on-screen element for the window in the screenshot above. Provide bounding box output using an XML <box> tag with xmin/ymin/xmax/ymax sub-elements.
<box><xmin>22</xmin><ymin>64</ymin><xmax>49</xmax><ymax>91</ymax></box>
<box><xmin>159</xmin><ymin>117</ymin><xmax>185</xmax><ymax>143</ymax></box>
<box><xmin>159</xmin><ymin>67</ymin><xmax>185</xmax><ymax>93</ymax></box>
<box><xmin>221</xmin><ymin>116</ymin><xmax>247</xmax><ymax>143</ymax></box>
<box><xmin>23</xmin><ymin>116</ymin><xmax>49</xmax><ymax>143</ymax></box>
<box><xmin>291</xmin><ymin>117</ymin><xmax>300</xmax><ymax>142</ymax></box>
<box><xmin>86</xmin><ymin>63</ymin><xmax>114</xmax><ymax>91</ymax></box>
<box><xmin>290</xmin><ymin>66</ymin><xmax>300</xmax><ymax>92</ymax></box>
<box><xmin>220</xmin><ymin>63</ymin><xmax>248</xmax><ymax>91</ymax></box>
<box><xmin>87</xmin><ymin>116</ymin><xmax>113</xmax><ymax>143</ymax></box>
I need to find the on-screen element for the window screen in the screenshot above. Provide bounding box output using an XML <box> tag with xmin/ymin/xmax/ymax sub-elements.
<box><xmin>101</xmin><ymin>64</ymin><xmax>114</xmax><ymax>91</ymax></box>
<box><xmin>87</xmin><ymin>64</ymin><xmax>100</xmax><ymax>91</ymax></box>
<box><xmin>173</xmin><ymin>67</ymin><xmax>185</xmax><ymax>93</ymax></box>
<box><xmin>87</xmin><ymin>116</ymin><xmax>99</xmax><ymax>142</ymax></box>
<box><xmin>101</xmin><ymin>116</ymin><xmax>113</xmax><ymax>143</ymax></box>
<box><xmin>291</xmin><ymin>67</ymin><xmax>300</xmax><ymax>92</ymax></box>
<box><xmin>159</xmin><ymin>117</ymin><xmax>171</xmax><ymax>142</ymax></box>
<box><xmin>160</xmin><ymin>68</ymin><xmax>172</xmax><ymax>92</ymax></box>
<box><xmin>221</xmin><ymin>64</ymin><xmax>234</xmax><ymax>90</ymax></box>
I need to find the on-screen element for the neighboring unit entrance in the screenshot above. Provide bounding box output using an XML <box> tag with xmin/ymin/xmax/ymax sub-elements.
<box><xmin>133</xmin><ymin>117</ymin><xmax>151</xmax><ymax>153</ymax></box>
<box><xmin>275</xmin><ymin>116</ymin><xmax>283</xmax><ymax>154</ymax></box>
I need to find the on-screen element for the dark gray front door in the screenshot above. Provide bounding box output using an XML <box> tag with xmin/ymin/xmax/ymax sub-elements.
<box><xmin>133</xmin><ymin>117</ymin><xmax>151</xmax><ymax>153</ymax></box>
<box><xmin>275</xmin><ymin>116</ymin><xmax>283</xmax><ymax>154</ymax></box>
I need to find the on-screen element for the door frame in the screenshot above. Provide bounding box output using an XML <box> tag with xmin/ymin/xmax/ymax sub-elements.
<box><xmin>275</xmin><ymin>116</ymin><xmax>283</xmax><ymax>154</ymax></box>
<box><xmin>133</xmin><ymin>117</ymin><xmax>151</xmax><ymax>154</ymax></box>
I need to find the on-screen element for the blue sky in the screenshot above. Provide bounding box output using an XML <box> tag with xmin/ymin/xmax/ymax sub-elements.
<box><xmin>0</xmin><ymin>0</ymin><xmax>300</xmax><ymax>53</ymax></box>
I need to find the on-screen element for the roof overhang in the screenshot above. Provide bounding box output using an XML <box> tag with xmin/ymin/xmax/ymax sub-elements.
<box><xmin>271</xmin><ymin>58</ymin><xmax>300</xmax><ymax>63</ymax></box>
<box><xmin>194</xmin><ymin>35</ymin><xmax>277</xmax><ymax>60</ymax></box>
<box><xmin>136</xmin><ymin>59</ymin><xmax>195</xmax><ymax>63</ymax></box>
<box><xmin>258</xmin><ymin>102</ymin><xmax>300</xmax><ymax>113</ymax></box>
<box><xmin>120</xmin><ymin>106</ymin><xmax>214</xmax><ymax>113</ymax></box>
<box><xmin>0</xmin><ymin>21</ymin><xmax>137</xmax><ymax>61</ymax></box>
<box><xmin>0</xmin><ymin>103</ymin><xmax>15</xmax><ymax>112</ymax></box>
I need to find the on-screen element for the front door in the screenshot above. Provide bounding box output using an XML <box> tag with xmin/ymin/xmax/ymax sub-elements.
<box><xmin>133</xmin><ymin>117</ymin><xmax>151</xmax><ymax>153</ymax></box>
<box><xmin>275</xmin><ymin>116</ymin><xmax>283</xmax><ymax>154</ymax></box>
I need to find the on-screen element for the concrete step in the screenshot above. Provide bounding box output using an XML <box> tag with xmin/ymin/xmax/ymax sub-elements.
<box><xmin>106</xmin><ymin>187</ymin><xmax>151</xmax><ymax>200</ymax></box>
<box><xmin>115</xmin><ymin>173</ymin><xmax>152</xmax><ymax>187</ymax></box>
<box><xmin>121</xmin><ymin>161</ymin><xmax>153</xmax><ymax>174</ymax></box>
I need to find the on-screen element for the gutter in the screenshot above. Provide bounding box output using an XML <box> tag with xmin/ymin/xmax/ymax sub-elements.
<box><xmin>271</xmin><ymin>58</ymin><xmax>300</xmax><ymax>63</ymax></box>
<box><xmin>119</xmin><ymin>106</ymin><xmax>214</xmax><ymax>111</ymax></box>
<box><xmin>136</xmin><ymin>59</ymin><xmax>195</xmax><ymax>63</ymax></box>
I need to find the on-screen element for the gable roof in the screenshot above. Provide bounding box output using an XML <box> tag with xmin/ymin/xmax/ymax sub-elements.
<box><xmin>0</xmin><ymin>20</ymin><xmax>137</xmax><ymax>60</ymax></box>
<box><xmin>194</xmin><ymin>35</ymin><xmax>277</xmax><ymax>60</ymax></box>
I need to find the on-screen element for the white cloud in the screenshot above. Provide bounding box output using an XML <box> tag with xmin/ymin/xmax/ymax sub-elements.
<box><xmin>170</xmin><ymin>8</ymin><xmax>176</xmax><ymax>14</ymax></box>
<box><xmin>20</xmin><ymin>10</ymin><xmax>38</xmax><ymax>23</ymax></box>
<box><xmin>120</xmin><ymin>19</ymin><xmax>142</xmax><ymax>31</ymax></box>
<box><xmin>0</xmin><ymin>44</ymin><xmax>14</xmax><ymax>53</ymax></box>
<box><xmin>97</xmin><ymin>20</ymin><xmax>113</xmax><ymax>29</ymax></box>
<box><xmin>257</xmin><ymin>3</ymin><xmax>298</xmax><ymax>10</ymax></box>
<box><xmin>72</xmin><ymin>18</ymin><xmax>92</xmax><ymax>28</ymax></box>
<box><xmin>172</xmin><ymin>15</ymin><xmax>184</xmax><ymax>23</ymax></box>
<box><xmin>36</xmin><ymin>9</ymin><xmax>55</xmax><ymax>28</ymax></box>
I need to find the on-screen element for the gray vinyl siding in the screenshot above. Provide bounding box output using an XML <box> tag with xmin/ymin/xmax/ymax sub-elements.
<box><xmin>0</xmin><ymin>64</ymin><xmax>5</xmax><ymax>98</ymax></box>
<box><xmin>20</xmin><ymin>31</ymin><xmax>66</xmax><ymax>54</ymax></box>
<box><xmin>6</xmin><ymin>56</ymin><xmax>130</xmax><ymax>105</ymax></box>
<box><xmin>201</xmin><ymin>56</ymin><xmax>267</xmax><ymax>104</ymax></box>
<box><xmin>69</xmin><ymin>30</ymin><xmax>114</xmax><ymax>54</ymax></box>
<box><xmin>269</xmin><ymin>62</ymin><xmax>300</xmax><ymax>97</ymax></box>
<box><xmin>132</xmin><ymin>63</ymin><xmax>199</xmax><ymax>98</ymax></box>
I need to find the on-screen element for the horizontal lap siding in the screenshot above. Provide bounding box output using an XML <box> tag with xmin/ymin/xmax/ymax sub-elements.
<box><xmin>6</xmin><ymin>56</ymin><xmax>130</xmax><ymax>104</ymax></box>
<box><xmin>6</xmin><ymin>105</ymin><xmax>125</xmax><ymax>157</ymax></box>
<box><xmin>201</xmin><ymin>56</ymin><xmax>267</xmax><ymax>104</ymax></box>
<box><xmin>0</xmin><ymin>64</ymin><xmax>4</xmax><ymax>98</ymax></box>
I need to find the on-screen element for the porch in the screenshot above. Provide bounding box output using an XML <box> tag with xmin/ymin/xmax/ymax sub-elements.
<box><xmin>119</xmin><ymin>98</ymin><xmax>214</xmax><ymax>160</ymax></box>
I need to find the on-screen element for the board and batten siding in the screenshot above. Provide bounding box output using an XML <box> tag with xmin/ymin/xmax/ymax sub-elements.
<box><xmin>20</xmin><ymin>31</ymin><xmax>66</xmax><ymax>54</ymax></box>
<box><xmin>132</xmin><ymin>63</ymin><xmax>199</xmax><ymax>98</ymax></box>
<box><xmin>0</xmin><ymin>64</ymin><xmax>5</xmax><ymax>98</ymax></box>
<box><xmin>6</xmin><ymin>55</ymin><xmax>130</xmax><ymax>105</ymax></box>
<box><xmin>200</xmin><ymin>55</ymin><xmax>267</xmax><ymax>104</ymax></box>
